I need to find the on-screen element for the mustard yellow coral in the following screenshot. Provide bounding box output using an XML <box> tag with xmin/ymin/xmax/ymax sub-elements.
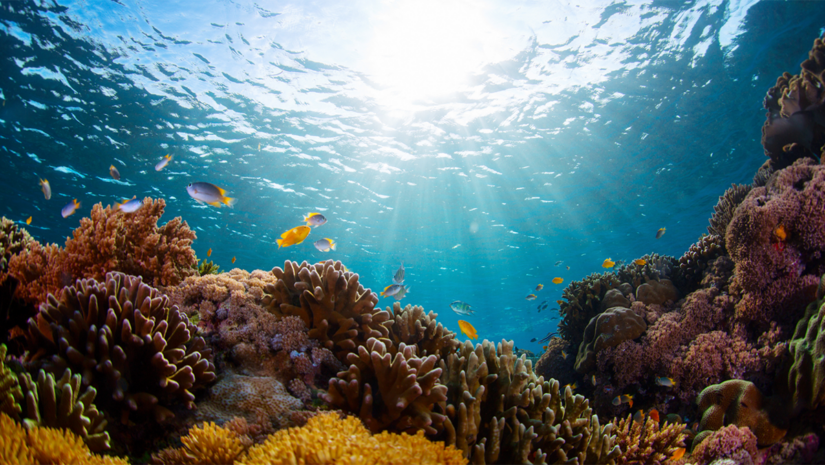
<box><xmin>0</xmin><ymin>412</ymin><xmax>128</xmax><ymax>465</ymax></box>
<box><xmin>239</xmin><ymin>412</ymin><xmax>467</xmax><ymax>465</ymax></box>
<box><xmin>152</xmin><ymin>421</ymin><xmax>250</xmax><ymax>465</ymax></box>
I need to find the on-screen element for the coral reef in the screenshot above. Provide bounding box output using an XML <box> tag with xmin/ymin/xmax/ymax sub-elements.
<box><xmin>678</xmin><ymin>235</ymin><xmax>725</xmax><ymax>289</ymax></box>
<box><xmin>690</xmin><ymin>424</ymin><xmax>758</xmax><ymax>465</ymax></box>
<box><xmin>24</xmin><ymin>272</ymin><xmax>215</xmax><ymax>424</ymax></box>
<box><xmin>196</xmin><ymin>259</ymin><xmax>220</xmax><ymax>276</ymax></box>
<box><xmin>195</xmin><ymin>374</ymin><xmax>303</xmax><ymax>428</ymax></box>
<box><xmin>694</xmin><ymin>379</ymin><xmax>786</xmax><ymax>447</ymax></box>
<box><xmin>611</xmin><ymin>414</ymin><xmax>686</xmax><ymax>464</ymax></box>
<box><xmin>152</xmin><ymin>421</ymin><xmax>250</xmax><ymax>465</ymax></box>
<box><xmin>534</xmin><ymin>336</ymin><xmax>577</xmax><ymax>388</ymax></box>
<box><xmin>0</xmin><ymin>344</ymin><xmax>22</xmax><ymax>419</ymax></box>
<box><xmin>761</xmin><ymin>36</ymin><xmax>825</xmax><ymax>169</ymax></box>
<box><xmin>574</xmin><ymin>306</ymin><xmax>646</xmax><ymax>374</ymax></box>
<box><xmin>239</xmin><ymin>412</ymin><xmax>467</xmax><ymax>465</ymax></box>
<box><xmin>0</xmin><ymin>412</ymin><xmax>128</xmax><ymax>465</ymax></box>
<box><xmin>262</xmin><ymin>260</ymin><xmax>393</xmax><ymax>363</ymax></box>
<box><xmin>385</xmin><ymin>302</ymin><xmax>459</xmax><ymax>358</ymax></box>
<box><xmin>707</xmin><ymin>184</ymin><xmax>752</xmax><ymax>242</ymax></box>
<box><xmin>0</xmin><ymin>217</ymin><xmax>34</xmax><ymax>270</ymax></box>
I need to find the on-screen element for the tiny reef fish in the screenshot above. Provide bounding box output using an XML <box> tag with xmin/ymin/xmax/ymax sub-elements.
<box><xmin>525</xmin><ymin>294</ymin><xmax>537</xmax><ymax>301</ymax></box>
<box><xmin>40</xmin><ymin>179</ymin><xmax>51</xmax><ymax>200</ymax></box>
<box><xmin>232</xmin><ymin>256</ymin><xmax>236</xmax><ymax>264</ymax></box>
<box><xmin>554</xmin><ymin>260</ymin><xmax>563</xmax><ymax>266</ymax></box>
<box><xmin>612</xmin><ymin>394</ymin><xmax>634</xmax><ymax>408</ymax></box>
<box><xmin>393</xmin><ymin>262</ymin><xmax>405</xmax><ymax>284</ymax></box>
<box><xmin>561</xmin><ymin>350</ymin><xmax>567</xmax><ymax>359</ymax></box>
<box><xmin>535</xmin><ymin>284</ymin><xmax>543</xmax><ymax>291</ymax></box>
<box><xmin>380</xmin><ymin>283</ymin><xmax>404</xmax><ymax>298</ymax></box>
<box><xmin>187</xmin><ymin>182</ymin><xmax>236</xmax><ymax>208</ymax></box>
<box><xmin>61</xmin><ymin>199</ymin><xmax>80</xmax><ymax>218</ymax></box>
<box><xmin>25</xmin><ymin>216</ymin><xmax>31</xmax><ymax>225</ymax></box>
<box><xmin>552</xmin><ymin>277</ymin><xmax>563</xmax><ymax>284</ymax></box>
<box><xmin>656</xmin><ymin>227</ymin><xmax>666</xmax><ymax>239</ymax></box>
<box><xmin>563</xmin><ymin>382</ymin><xmax>577</xmax><ymax>391</ymax></box>
<box><xmin>602</xmin><ymin>258</ymin><xmax>615</xmax><ymax>268</ymax></box>
<box><xmin>304</xmin><ymin>212</ymin><xmax>327</xmax><ymax>227</ymax></box>
<box><xmin>634</xmin><ymin>259</ymin><xmax>647</xmax><ymax>266</ymax></box>
<box><xmin>450</xmin><ymin>300</ymin><xmax>474</xmax><ymax>316</ymax></box>
<box><xmin>556</xmin><ymin>300</ymin><xmax>564</xmax><ymax>305</ymax></box>
<box><xmin>566</xmin><ymin>265</ymin><xmax>570</xmax><ymax>270</ymax></box>
<box><xmin>530</xmin><ymin>337</ymin><xmax>537</xmax><ymax>342</ymax></box>
<box><xmin>207</xmin><ymin>248</ymin><xmax>212</xmax><ymax>257</ymax></box>
<box><xmin>109</xmin><ymin>165</ymin><xmax>120</xmax><ymax>180</ymax></box>
<box><xmin>277</xmin><ymin>225</ymin><xmax>311</xmax><ymax>248</ymax></box>
<box><xmin>671</xmin><ymin>448</ymin><xmax>686</xmax><ymax>461</ymax></box>
<box><xmin>656</xmin><ymin>376</ymin><xmax>675</xmax><ymax>387</ymax></box>
<box><xmin>649</xmin><ymin>409</ymin><xmax>660</xmax><ymax>422</ymax></box>
<box><xmin>116</xmin><ymin>197</ymin><xmax>142</xmax><ymax>213</ymax></box>
<box><xmin>591</xmin><ymin>374</ymin><xmax>597</xmax><ymax>385</ymax></box>
<box><xmin>458</xmin><ymin>320</ymin><xmax>478</xmax><ymax>340</ymax></box>
<box><xmin>393</xmin><ymin>285</ymin><xmax>410</xmax><ymax>301</ymax></box>
<box><xmin>314</xmin><ymin>238</ymin><xmax>336</xmax><ymax>252</ymax></box>
<box><xmin>155</xmin><ymin>154</ymin><xmax>172</xmax><ymax>171</ymax></box>
<box><xmin>258</xmin><ymin>143</ymin><xmax>261</xmax><ymax>151</ymax></box>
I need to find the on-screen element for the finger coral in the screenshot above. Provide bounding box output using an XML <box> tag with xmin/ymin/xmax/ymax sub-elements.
<box><xmin>385</xmin><ymin>302</ymin><xmax>459</xmax><ymax>358</ymax></box>
<box><xmin>25</xmin><ymin>272</ymin><xmax>215</xmax><ymax>424</ymax></box>
<box><xmin>238</xmin><ymin>412</ymin><xmax>467</xmax><ymax>465</ymax></box>
<box><xmin>611</xmin><ymin>414</ymin><xmax>687</xmax><ymax>464</ymax></box>
<box><xmin>0</xmin><ymin>412</ymin><xmax>128</xmax><ymax>465</ymax></box>
<box><xmin>262</xmin><ymin>260</ymin><xmax>392</xmax><ymax>363</ymax></box>
<box><xmin>152</xmin><ymin>421</ymin><xmax>250</xmax><ymax>465</ymax></box>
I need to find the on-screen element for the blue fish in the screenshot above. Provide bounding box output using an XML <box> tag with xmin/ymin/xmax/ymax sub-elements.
<box><xmin>450</xmin><ymin>300</ymin><xmax>474</xmax><ymax>316</ymax></box>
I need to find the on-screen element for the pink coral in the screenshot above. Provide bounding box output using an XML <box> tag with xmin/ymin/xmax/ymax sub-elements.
<box><xmin>691</xmin><ymin>425</ymin><xmax>758</xmax><ymax>465</ymax></box>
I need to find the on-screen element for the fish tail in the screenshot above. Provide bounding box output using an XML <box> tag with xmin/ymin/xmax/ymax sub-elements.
<box><xmin>224</xmin><ymin>196</ymin><xmax>236</xmax><ymax>208</ymax></box>
<box><xmin>329</xmin><ymin>240</ymin><xmax>336</xmax><ymax>251</ymax></box>
<box><xmin>276</xmin><ymin>238</ymin><xmax>284</xmax><ymax>248</ymax></box>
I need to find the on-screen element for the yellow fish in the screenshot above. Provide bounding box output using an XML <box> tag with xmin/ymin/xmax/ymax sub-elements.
<box><xmin>457</xmin><ymin>320</ymin><xmax>478</xmax><ymax>340</ymax></box>
<box><xmin>232</xmin><ymin>256</ymin><xmax>236</xmax><ymax>264</ymax></box>
<box><xmin>207</xmin><ymin>248</ymin><xmax>212</xmax><ymax>257</ymax></box>
<box><xmin>535</xmin><ymin>284</ymin><xmax>543</xmax><ymax>291</ymax></box>
<box><xmin>656</xmin><ymin>227</ymin><xmax>666</xmax><ymax>239</ymax></box>
<box><xmin>774</xmin><ymin>224</ymin><xmax>787</xmax><ymax>241</ymax></box>
<box><xmin>25</xmin><ymin>216</ymin><xmax>31</xmax><ymax>225</ymax></box>
<box><xmin>634</xmin><ymin>259</ymin><xmax>646</xmax><ymax>266</ymax></box>
<box><xmin>602</xmin><ymin>258</ymin><xmax>615</xmax><ymax>268</ymax></box>
<box><xmin>552</xmin><ymin>277</ymin><xmax>563</xmax><ymax>284</ymax></box>
<box><xmin>155</xmin><ymin>154</ymin><xmax>172</xmax><ymax>171</ymax></box>
<box><xmin>277</xmin><ymin>225</ymin><xmax>311</xmax><ymax>248</ymax></box>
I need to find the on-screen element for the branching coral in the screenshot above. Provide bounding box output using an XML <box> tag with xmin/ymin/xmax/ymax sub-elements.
<box><xmin>152</xmin><ymin>421</ymin><xmax>250</xmax><ymax>465</ymax></box>
<box><xmin>0</xmin><ymin>412</ymin><xmax>128</xmax><ymax>465</ymax></box>
<box><xmin>262</xmin><ymin>260</ymin><xmax>392</xmax><ymax>363</ymax></box>
<box><xmin>238</xmin><ymin>412</ymin><xmax>467</xmax><ymax>465</ymax></box>
<box><xmin>5</xmin><ymin>240</ymin><xmax>66</xmax><ymax>306</ymax></box>
<box><xmin>25</xmin><ymin>272</ymin><xmax>215</xmax><ymax>424</ymax></box>
<box><xmin>0</xmin><ymin>217</ymin><xmax>33</xmax><ymax>270</ymax></box>
<box><xmin>385</xmin><ymin>302</ymin><xmax>459</xmax><ymax>359</ymax></box>
<box><xmin>707</xmin><ymin>184</ymin><xmax>752</xmax><ymax>242</ymax></box>
<box><xmin>726</xmin><ymin>158</ymin><xmax>825</xmax><ymax>327</ymax></box>
<box><xmin>761</xmin><ymin>36</ymin><xmax>825</xmax><ymax>169</ymax></box>
<box><xmin>196</xmin><ymin>259</ymin><xmax>220</xmax><ymax>276</ymax></box>
<box><xmin>611</xmin><ymin>415</ymin><xmax>686</xmax><ymax>464</ymax></box>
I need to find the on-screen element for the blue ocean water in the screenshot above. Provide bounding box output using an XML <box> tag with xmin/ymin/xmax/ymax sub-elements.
<box><xmin>1</xmin><ymin>0</ymin><xmax>823</xmax><ymax>352</ymax></box>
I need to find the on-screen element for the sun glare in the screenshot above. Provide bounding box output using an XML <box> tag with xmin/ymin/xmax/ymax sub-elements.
<box><xmin>366</xmin><ymin>0</ymin><xmax>503</xmax><ymax>107</ymax></box>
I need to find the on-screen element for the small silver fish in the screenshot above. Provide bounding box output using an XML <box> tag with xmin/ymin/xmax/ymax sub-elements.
<box><xmin>155</xmin><ymin>154</ymin><xmax>172</xmax><ymax>171</ymax></box>
<box><xmin>393</xmin><ymin>262</ymin><xmax>405</xmax><ymax>284</ymax></box>
<box><xmin>393</xmin><ymin>285</ymin><xmax>410</xmax><ymax>301</ymax></box>
<box><xmin>380</xmin><ymin>284</ymin><xmax>404</xmax><ymax>298</ymax></box>
<box><xmin>314</xmin><ymin>238</ymin><xmax>336</xmax><ymax>252</ymax></box>
<box><xmin>304</xmin><ymin>212</ymin><xmax>327</xmax><ymax>227</ymax></box>
<box><xmin>449</xmin><ymin>300</ymin><xmax>474</xmax><ymax>316</ymax></box>
<box><xmin>656</xmin><ymin>227</ymin><xmax>666</xmax><ymax>239</ymax></box>
<box><xmin>109</xmin><ymin>165</ymin><xmax>121</xmax><ymax>180</ymax></box>
<box><xmin>39</xmin><ymin>179</ymin><xmax>51</xmax><ymax>200</ymax></box>
<box><xmin>656</xmin><ymin>376</ymin><xmax>675</xmax><ymax>387</ymax></box>
<box><xmin>61</xmin><ymin>199</ymin><xmax>80</xmax><ymax>218</ymax></box>
<box><xmin>186</xmin><ymin>182</ymin><xmax>236</xmax><ymax>208</ymax></box>
<box><xmin>116</xmin><ymin>196</ymin><xmax>142</xmax><ymax>213</ymax></box>
<box><xmin>554</xmin><ymin>260</ymin><xmax>563</xmax><ymax>266</ymax></box>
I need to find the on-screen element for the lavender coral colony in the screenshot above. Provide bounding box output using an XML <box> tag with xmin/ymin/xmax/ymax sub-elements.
<box><xmin>2</xmin><ymin>38</ymin><xmax>825</xmax><ymax>465</ymax></box>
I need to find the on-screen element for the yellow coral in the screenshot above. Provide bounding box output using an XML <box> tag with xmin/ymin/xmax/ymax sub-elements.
<box><xmin>239</xmin><ymin>412</ymin><xmax>466</xmax><ymax>465</ymax></box>
<box><xmin>152</xmin><ymin>421</ymin><xmax>250</xmax><ymax>465</ymax></box>
<box><xmin>0</xmin><ymin>412</ymin><xmax>128</xmax><ymax>465</ymax></box>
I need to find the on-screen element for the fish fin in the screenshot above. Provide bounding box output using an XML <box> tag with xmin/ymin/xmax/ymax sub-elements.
<box><xmin>217</xmin><ymin>186</ymin><xmax>226</xmax><ymax>196</ymax></box>
<box><xmin>74</xmin><ymin>199</ymin><xmax>81</xmax><ymax>208</ymax></box>
<box><xmin>223</xmin><ymin>196</ymin><xmax>236</xmax><ymax>208</ymax></box>
<box><xmin>276</xmin><ymin>239</ymin><xmax>284</xmax><ymax>248</ymax></box>
<box><xmin>207</xmin><ymin>201</ymin><xmax>222</xmax><ymax>207</ymax></box>
<box><xmin>329</xmin><ymin>240</ymin><xmax>336</xmax><ymax>250</ymax></box>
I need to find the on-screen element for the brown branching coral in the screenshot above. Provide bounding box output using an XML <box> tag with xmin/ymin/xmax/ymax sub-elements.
<box><xmin>5</xmin><ymin>240</ymin><xmax>66</xmax><ymax>306</ymax></box>
<box><xmin>0</xmin><ymin>412</ymin><xmax>128</xmax><ymax>465</ymax></box>
<box><xmin>63</xmin><ymin>198</ymin><xmax>197</xmax><ymax>287</ymax></box>
<box><xmin>262</xmin><ymin>260</ymin><xmax>392</xmax><ymax>363</ymax></box>
<box><xmin>239</xmin><ymin>412</ymin><xmax>467</xmax><ymax>465</ymax></box>
<box><xmin>17</xmin><ymin>369</ymin><xmax>110</xmax><ymax>451</ymax></box>
<box><xmin>385</xmin><ymin>302</ymin><xmax>459</xmax><ymax>358</ymax></box>
<box><xmin>708</xmin><ymin>184</ymin><xmax>752</xmax><ymax>242</ymax></box>
<box><xmin>0</xmin><ymin>217</ymin><xmax>33</xmax><ymax>270</ymax></box>
<box><xmin>611</xmin><ymin>415</ymin><xmax>686</xmax><ymax>465</ymax></box>
<box><xmin>323</xmin><ymin>337</ymin><xmax>448</xmax><ymax>435</ymax></box>
<box><xmin>25</xmin><ymin>272</ymin><xmax>215</xmax><ymax>424</ymax></box>
<box><xmin>152</xmin><ymin>421</ymin><xmax>250</xmax><ymax>465</ymax></box>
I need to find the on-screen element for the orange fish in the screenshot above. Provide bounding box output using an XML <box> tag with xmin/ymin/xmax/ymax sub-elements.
<box><xmin>232</xmin><ymin>256</ymin><xmax>236</xmax><ymax>264</ymax></box>
<box><xmin>649</xmin><ymin>409</ymin><xmax>660</xmax><ymax>422</ymax></box>
<box><xmin>670</xmin><ymin>447</ymin><xmax>686</xmax><ymax>461</ymax></box>
<box><xmin>457</xmin><ymin>320</ymin><xmax>478</xmax><ymax>340</ymax></box>
<box><xmin>207</xmin><ymin>248</ymin><xmax>212</xmax><ymax>257</ymax></box>
<box><xmin>25</xmin><ymin>216</ymin><xmax>31</xmax><ymax>225</ymax></box>
<box><xmin>774</xmin><ymin>224</ymin><xmax>787</xmax><ymax>241</ymax></box>
<box><xmin>552</xmin><ymin>277</ymin><xmax>563</xmax><ymax>284</ymax></box>
<box><xmin>634</xmin><ymin>259</ymin><xmax>646</xmax><ymax>266</ymax></box>
<box><xmin>556</xmin><ymin>300</ymin><xmax>564</xmax><ymax>305</ymax></box>
<box><xmin>277</xmin><ymin>225</ymin><xmax>311</xmax><ymax>248</ymax></box>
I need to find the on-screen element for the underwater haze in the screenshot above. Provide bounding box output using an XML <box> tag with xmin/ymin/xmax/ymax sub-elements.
<box><xmin>1</xmin><ymin>0</ymin><xmax>824</xmax><ymax>351</ymax></box>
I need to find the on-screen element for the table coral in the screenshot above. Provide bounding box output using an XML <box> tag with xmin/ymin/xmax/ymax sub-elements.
<box><xmin>262</xmin><ymin>260</ymin><xmax>393</xmax><ymax>363</ymax></box>
<box><xmin>0</xmin><ymin>412</ymin><xmax>128</xmax><ymax>465</ymax></box>
<box><xmin>238</xmin><ymin>412</ymin><xmax>467</xmax><ymax>465</ymax></box>
<box><xmin>24</xmin><ymin>272</ymin><xmax>215</xmax><ymax>424</ymax></box>
<box><xmin>611</xmin><ymin>414</ymin><xmax>686</xmax><ymax>464</ymax></box>
<box><xmin>761</xmin><ymin>36</ymin><xmax>825</xmax><ymax>169</ymax></box>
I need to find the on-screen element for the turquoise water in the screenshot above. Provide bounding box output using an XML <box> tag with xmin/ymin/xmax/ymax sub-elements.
<box><xmin>1</xmin><ymin>0</ymin><xmax>824</xmax><ymax>352</ymax></box>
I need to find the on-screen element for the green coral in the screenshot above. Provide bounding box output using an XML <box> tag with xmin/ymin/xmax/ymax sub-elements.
<box><xmin>0</xmin><ymin>344</ymin><xmax>22</xmax><ymax>418</ymax></box>
<box><xmin>197</xmin><ymin>258</ymin><xmax>220</xmax><ymax>275</ymax></box>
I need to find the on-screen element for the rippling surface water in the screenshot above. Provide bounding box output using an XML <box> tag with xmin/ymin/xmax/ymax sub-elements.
<box><xmin>1</xmin><ymin>0</ymin><xmax>824</xmax><ymax>349</ymax></box>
